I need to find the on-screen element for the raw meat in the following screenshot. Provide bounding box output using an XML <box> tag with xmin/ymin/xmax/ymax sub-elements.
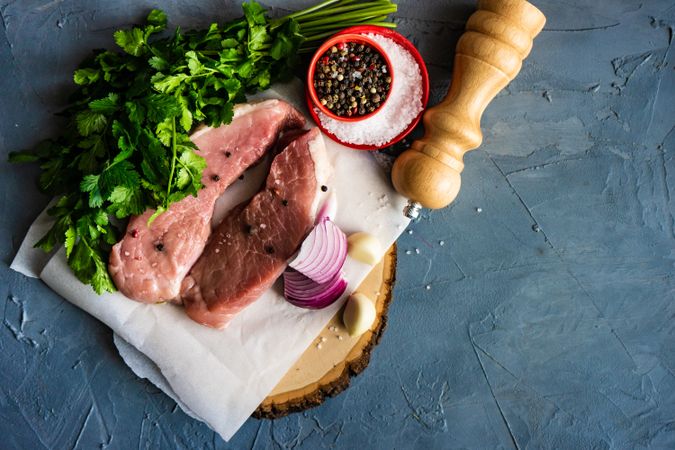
<box><xmin>181</xmin><ymin>127</ymin><xmax>330</xmax><ymax>328</ymax></box>
<box><xmin>109</xmin><ymin>100</ymin><xmax>305</xmax><ymax>303</ymax></box>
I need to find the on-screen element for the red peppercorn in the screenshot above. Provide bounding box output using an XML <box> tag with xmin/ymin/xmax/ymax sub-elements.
<box><xmin>130</xmin><ymin>229</ymin><xmax>139</xmax><ymax>238</ymax></box>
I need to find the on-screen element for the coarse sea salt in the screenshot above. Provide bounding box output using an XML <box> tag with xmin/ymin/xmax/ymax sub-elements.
<box><xmin>316</xmin><ymin>33</ymin><xmax>424</xmax><ymax>147</ymax></box>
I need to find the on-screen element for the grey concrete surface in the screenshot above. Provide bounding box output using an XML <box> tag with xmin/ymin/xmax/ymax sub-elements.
<box><xmin>1</xmin><ymin>0</ymin><xmax>673</xmax><ymax>448</ymax></box>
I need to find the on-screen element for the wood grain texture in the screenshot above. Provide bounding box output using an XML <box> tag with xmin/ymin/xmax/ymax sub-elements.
<box><xmin>254</xmin><ymin>245</ymin><xmax>397</xmax><ymax>418</ymax></box>
<box><xmin>391</xmin><ymin>0</ymin><xmax>546</xmax><ymax>209</ymax></box>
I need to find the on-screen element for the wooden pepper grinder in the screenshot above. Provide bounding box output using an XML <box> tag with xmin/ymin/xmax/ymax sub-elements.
<box><xmin>392</xmin><ymin>0</ymin><xmax>546</xmax><ymax>218</ymax></box>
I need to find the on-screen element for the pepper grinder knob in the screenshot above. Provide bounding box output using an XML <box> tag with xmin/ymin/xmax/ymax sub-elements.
<box><xmin>393</xmin><ymin>0</ymin><xmax>546</xmax><ymax>217</ymax></box>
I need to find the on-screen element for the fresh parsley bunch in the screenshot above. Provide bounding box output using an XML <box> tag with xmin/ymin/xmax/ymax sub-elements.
<box><xmin>10</xmin><ymin>0</ymin><xmax>396</xmax><ymax>294</ymax></box>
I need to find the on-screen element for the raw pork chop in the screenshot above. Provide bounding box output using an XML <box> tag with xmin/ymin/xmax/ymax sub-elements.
<box><xmin>181</xmin><ymin>128</ymin><xmax>330</xmax><ymax>328</ymax></box>
<box><xmin>109</xmin><ymin>100</ymin><xmax>305</xmax><ymax>303</ymax></box>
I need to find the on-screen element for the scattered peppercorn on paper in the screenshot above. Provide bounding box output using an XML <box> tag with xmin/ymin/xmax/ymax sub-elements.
<box><xmin>11</xmin><ymin>80</ymin><xmax>410</xmax><ymax>441</ymax></box>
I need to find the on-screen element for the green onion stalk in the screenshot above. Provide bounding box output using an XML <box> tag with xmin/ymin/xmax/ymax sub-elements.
<box><xmin>274</xmin><ymin>0</ymin><xmax>398</xmax><ymax>52</ymax></box>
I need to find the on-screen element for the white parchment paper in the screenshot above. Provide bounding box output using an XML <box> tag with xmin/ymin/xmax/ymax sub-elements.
<box><xmin>10</xmin><ymin>80</ymin><xmax>409</xmax><ymax>441</ymax></box>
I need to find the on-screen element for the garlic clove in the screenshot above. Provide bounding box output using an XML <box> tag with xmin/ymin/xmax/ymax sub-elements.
<box><xmin>343</xmin><ymin>292</ymin><xmax>376</xmax><ymax>336</ymax></box>
<box><xmin>347</xmin><ymin>232</ymin><xmax>382</xmax><ymax>265</ymax></box>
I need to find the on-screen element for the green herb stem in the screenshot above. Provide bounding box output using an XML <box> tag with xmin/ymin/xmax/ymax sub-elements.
<box><xmin>298</xmin><ymin>22</ymin><xmax>396</xmax><ymax>50</ymax></box>
<box><xmin>298</xmin><ymin>6</ymin><xmax>397</xmax><ymax>30</ymax></box>
<box><xmin>300</xmin><ymin>15</ymin><xmax>391</xmax><ymax>35</ymax></box>
<box><xmin>274</xmin><ymin>0</ymin><xmax>397</xmax><ymax>43</ymax></box>
<box><xmin>293</xmin><ymin>1</ymin><xmax>393</xmax><ymax>23</ymax></box>
<box><xmin>271</xmin><ymin>0</ymin><xmax>343</xmax><ymax>27</ymax></box>
<box><xmin>274</xmin><ymin>0</ymin><xmax>398</xmax><ymax>53</ymax></box>
<box><xmin>165</xmin><ymin>117</ymin><xmax>177</xmax><ymax>208</ymax></box>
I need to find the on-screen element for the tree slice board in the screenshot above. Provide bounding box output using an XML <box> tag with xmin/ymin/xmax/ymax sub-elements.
<box><xmin>254</xmin><ymin>244</ymin><xmax>397</xmax><ymax>418</ymax></box>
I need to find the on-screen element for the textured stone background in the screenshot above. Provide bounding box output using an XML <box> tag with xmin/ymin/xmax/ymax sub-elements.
<box><xmin>1</xmin><ymin>0</ymin><xmax>674</xmax><ymax>448</ymax></box>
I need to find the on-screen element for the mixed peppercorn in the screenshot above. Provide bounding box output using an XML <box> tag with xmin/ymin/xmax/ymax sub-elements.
<box><xmin>313</xmin><ymin>41</ymin><xmax>391</xmax><ymax>118</ymax></box>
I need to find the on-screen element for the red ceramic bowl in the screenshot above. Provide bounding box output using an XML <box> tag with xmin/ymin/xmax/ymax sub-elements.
<box><xmin>306</xmin><ymin>25</ymin><xmax>430</xmax><ymax>151</ymax></box>
<box><xmin>307</xmin><ymin>33</ymin><xmax>394</xmax><ymax>122</ymax></box>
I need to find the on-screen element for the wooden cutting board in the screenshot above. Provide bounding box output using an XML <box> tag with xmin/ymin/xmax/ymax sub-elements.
<box><xmin>254</xmin><ymin>245</ymin><xmax>396</xmax><ymax>418</ymax></box>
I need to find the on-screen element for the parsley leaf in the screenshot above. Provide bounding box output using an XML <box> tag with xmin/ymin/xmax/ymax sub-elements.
<box><xmin>76</xmin><ymin>110</ymin><xmax>107</xmax><ymax>136</ymax></box>
<box><xmin>143</xmin><ymin>94</ymin><xmax>182</xmax><ymax>123</ymax></box>
<box><xmin>176</xmin><ymin>147</ymin><xmax>206</xmax><ymax>191</ymax></box>
<box><xmin>113</xmin><ymin>27</ymin><xmax>147</xmax><ymax>57</ymax></box>
<box><xmin>89</xmin><ymin>93</ymin><xmax>120</xmax><ymax>114</ymax></box>
<box><xmin>146</xmin><ymin>9</ymin><xmax>167</xmax><ymax>28</ymax></box>
<box><xmin>64</xmin><ymin>226</ymin><xmax>76</xmax><ymax>258</ymax></box>
<box><xmin>148</xmin><ymin>55</ymin><xmax>169</xmax><ymax>70</ymax></box>
<box><xmin>74</xmin><ymin>68</ymin><xmax>100</xmax><ymax>85</ymax></box>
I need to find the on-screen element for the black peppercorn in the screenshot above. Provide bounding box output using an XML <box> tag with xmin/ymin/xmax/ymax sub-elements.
<box><xmin>314</xmin><ymin>40</ymin><xmax>391</xmax><ymax>118</ymax></box>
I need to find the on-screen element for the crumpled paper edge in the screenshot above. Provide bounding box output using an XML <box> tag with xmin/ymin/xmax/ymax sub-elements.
<box><xmin>113</xmin><ymin>334</ymin><xmax>200</xmax><ymax>420</ymax></box>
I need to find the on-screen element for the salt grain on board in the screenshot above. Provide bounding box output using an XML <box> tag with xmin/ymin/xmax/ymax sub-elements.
<box><xmin>317</xmin><ymin>33</ymin><xmax>424</xmax><ymax>146</ymax></box>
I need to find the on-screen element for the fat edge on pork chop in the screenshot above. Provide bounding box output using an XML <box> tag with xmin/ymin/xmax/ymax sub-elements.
<box><xmin>181</xmin><ymin>127</ymin><xmax>331</xmax><ymax>329</ymax></box>
<box><xmin>108</xmin><ymin>99</ymin><xmax>305</xmax><ymax>303</ymax></box>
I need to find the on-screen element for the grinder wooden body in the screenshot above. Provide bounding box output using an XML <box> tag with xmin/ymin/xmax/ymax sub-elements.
<box><xmin>391</xmin><ymin>0</ymin><xmax>546</xmax><ymax>214</ymax></box>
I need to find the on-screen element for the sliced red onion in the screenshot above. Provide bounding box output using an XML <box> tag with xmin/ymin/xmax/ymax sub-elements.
<box><xmin>284</xmin><ymin>196</ymin><xmax>348</xmax><ymax>309</ymax></box>
<box><xmin>283</xmin><ymin>269</ymin><xmax>347</xmax><ymax>309</ymax></box>
<box><xmin>316</xmin><ymin>191</ymin><xmax>338</xmax><ymax>223</ymax></box>
<box><xmin>288</xmin><ymin>217</ymin><xmax>347</xmax><ymax>284</ymax></box>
